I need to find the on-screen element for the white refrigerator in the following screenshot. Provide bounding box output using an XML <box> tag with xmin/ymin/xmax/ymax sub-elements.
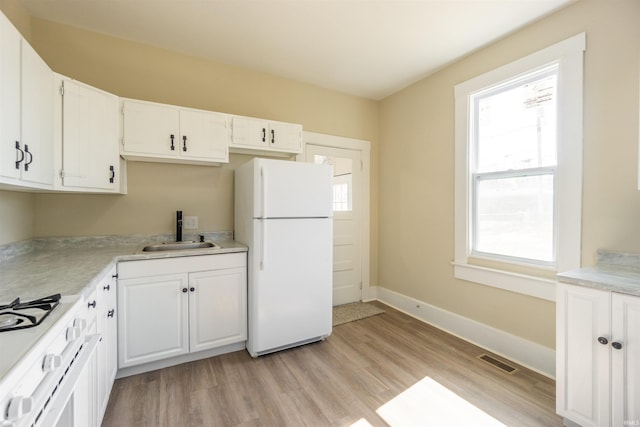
<box><xmin>235</xmin><ymin>158</ymin><xmax>333</xmax><ymax>357</ymax></box>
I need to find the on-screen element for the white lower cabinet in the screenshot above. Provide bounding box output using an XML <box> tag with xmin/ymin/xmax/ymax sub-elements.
<box><xmin>96</xmin><ymin>267</ymin><xmax>118</xmax><ymax>423</ymax></box>
<box><xmin>556</xmin><ymin>282</ymin><xmax>640</xmax><ymax>427</ymax></box>
<box><xmin>117</xmin><ymin>253</ymin><xmax>247</xmax><ymax>369</ymax></box>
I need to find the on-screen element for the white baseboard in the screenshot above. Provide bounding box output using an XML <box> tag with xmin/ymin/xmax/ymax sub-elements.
<box><xmin>375</xmin><ymin>286</ymin><xmax>555</xmax><ymax>379</ymax></box>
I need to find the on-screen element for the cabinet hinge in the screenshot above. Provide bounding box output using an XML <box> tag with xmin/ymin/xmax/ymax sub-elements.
<box><xmin>59</xmin><ymin>83</ymin><xmax>64</xmax><ymax>96</ymax></box>
<box><xmin>59</xmin><ymin>169</ymin><xmax>65</xmax><ymax>178</ymax></box>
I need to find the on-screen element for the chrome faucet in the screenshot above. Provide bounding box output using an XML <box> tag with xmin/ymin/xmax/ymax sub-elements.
<box><xmin>176</xmin><ymin>210</ymin><xmax>183</xmax><ymax>242</ymax></box>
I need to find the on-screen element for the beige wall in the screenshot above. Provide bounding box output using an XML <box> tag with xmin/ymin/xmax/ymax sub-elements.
<box><xmin>0</xmin><ymin>7</ymin><xmax>379</xmax><ymax>283</ymax></box>
<box><xmin>0</xmin><ymin>191</ymin><xmax>33</xmax><ymax>244</ymax></box>
<box><xmin>378</xmin><ymin>0</ymin><xmax>640</xmax><ymax>349</ymax></box>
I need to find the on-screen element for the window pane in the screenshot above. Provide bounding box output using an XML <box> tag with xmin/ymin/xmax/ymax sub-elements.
<box><xmin>476</xmin><ymin>72</ymin><xmax>557</xmax><ymax>173</ymax></box>
<box><xmin>474</xmin><ymin>174</ymin><xmax>554</xmax><ymax>262</ymax></box>
<box><xmin>313</xmin><ymin>154</ymin><xmax>353</xmax><ymax>212</ymax></box>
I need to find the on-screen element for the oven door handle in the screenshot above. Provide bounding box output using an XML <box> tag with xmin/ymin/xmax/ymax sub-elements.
<box><xmin>35</xmin><ymin>334</ymin><xmax>101</xmax><ymax>427</ymax></box>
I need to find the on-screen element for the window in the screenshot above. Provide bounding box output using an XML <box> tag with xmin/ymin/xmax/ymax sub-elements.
<box><xmin>454</xmin><ymin>33</ymin><xmax>585</xmax><ymax>301</ymax></box>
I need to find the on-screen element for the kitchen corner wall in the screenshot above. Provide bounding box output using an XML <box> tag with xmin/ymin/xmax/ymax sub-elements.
<box><xmin>379</xmin><ymin>0</ymin><xmax>640</xmax><ymax>350</ymax></box>
<box><xmin>0</xmin><ymin>7</ymin><xmax>379</xmax><ymax>285</ymax></box>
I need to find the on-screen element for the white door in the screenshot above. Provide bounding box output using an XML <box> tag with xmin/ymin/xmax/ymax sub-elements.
<box><xmin>556</xmin><ymin>283</ymin><xmax>611</xmax><ymax>427</ymax></box>
<box><xmin>178</xmin><ymin>109</ymin><xmax>229</xmax><ymax>162</ymax></box>
<box><xmin>306</xmin><ymin>144</ymin><xmax>362</xmax><ymax>306</ymax></box>
<box><xmin>611</xmin><ymin>292</ymin><xmax>640</xmax><ymax>427</ymax></box>
<box><xmin>188</xmin><ymin>267</ymin><xmax>247</xmax><ymax>352</ymax></box>
<box><xmin>20</xmin><ymin>39</ymin><xmax>54</xmax><ymax>186</ymax></box>
<box><xmin>118</xmin><ymin>273</ymin><xmax>189</xmax><ymax>367</ymax></box>
<box><xmin>0</xmin><ymin>13</ymin><xmax>21</xmax><ymax>181</ymax></box>
<box><xmin>122</xmin><ymin>99</ymin><xmax>179</xmax><ymax>156</ymax></box>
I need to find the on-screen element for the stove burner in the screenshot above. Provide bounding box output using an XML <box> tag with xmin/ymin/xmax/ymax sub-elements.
<box><xmin>0</xmin><ymin>293</ymin><xmax>61</xmax><ymax>332</ymax></box>
<box><xmin>0</xmin><ymin>313</ymin><xmax>22</xmax><ymax>328</ymax></box>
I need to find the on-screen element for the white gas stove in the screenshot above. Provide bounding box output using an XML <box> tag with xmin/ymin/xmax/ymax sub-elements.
<box><xmin>0</xmin><ymin>293</ymin><xmax>98</xmax><ymax>427</ymax></box>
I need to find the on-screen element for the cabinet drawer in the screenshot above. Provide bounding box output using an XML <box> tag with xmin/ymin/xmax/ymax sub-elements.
<box><xmin>118</xmin><ymin>253</ymin><xmax>246</xmax><ymax>279</ymax></box>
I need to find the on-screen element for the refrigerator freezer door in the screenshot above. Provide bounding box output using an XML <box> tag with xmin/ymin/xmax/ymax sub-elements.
<box><xmin>247</xmin><ymin>218</ymin><xmax>332</xmax><ymax>356</ymax></box>
<box><xmin>256</xmin><ymin>159</ymin><xmax>332</xmax><ymax>219</ymax></box>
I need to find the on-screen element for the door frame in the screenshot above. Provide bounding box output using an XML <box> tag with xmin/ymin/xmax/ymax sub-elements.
<box><xmin>297</xmin><ymin>131</ymin><xmax>372</xmax><ymax>302</ymax></box>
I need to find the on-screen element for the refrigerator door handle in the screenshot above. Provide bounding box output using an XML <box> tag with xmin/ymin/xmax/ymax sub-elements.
<box><xmin>260</xmin><ymin>221</ymin><xmax>266</xmax><ymax>270</ymax></box>
<box><xmin>261</xmin><ymin>166</ymin><xmax>267</xmax><ymax>218</ymax></box>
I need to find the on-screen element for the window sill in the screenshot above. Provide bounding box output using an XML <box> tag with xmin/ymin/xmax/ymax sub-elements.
<box><xmin>452</xmin><ymin>262</ymin><xmax>556</xmax><ymax>302</ymax></box>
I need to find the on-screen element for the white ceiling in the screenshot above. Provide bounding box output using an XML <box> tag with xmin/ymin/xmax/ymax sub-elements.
<box><xmin>18</xmin><ymin>0</ymin><xmax>575</xmax><ymax>100</ymax></box>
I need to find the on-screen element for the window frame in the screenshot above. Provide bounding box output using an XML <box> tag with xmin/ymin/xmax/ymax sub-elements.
<box><xmin>453</xmin><ymin>33</ymin><xmax>585</xmax><ymax>302</ymax></box>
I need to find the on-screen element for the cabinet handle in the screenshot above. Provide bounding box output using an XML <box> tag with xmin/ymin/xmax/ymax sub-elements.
<box><xmin>24</xmin><ymin>145</ymin><xmax>33</xmax><ymax>171</ymax></box>
<box><xmin>183</xmin><ymin>135</ymin><xmax>187</xmax><ymax>152</ymax></box>
<box><xmin>109</xmin><ymin>165</ymin><xmax>115</xmax><ymax>183</ymax></box>
<box><xmin>107</xmin><ymin>309</ymin><xmax>115</xmax><ymax>318</ymax></box>
<box><xmin>103</xmin><ymin>284</ymin><xmax>110</xmax><ymax>291</ymax></box>
<box><xmin>597</xmin><ymin>336</ymin><xmax>608</xmax><ymax>345</ymax></box>
<box><xmin>262</xmin><ymin>128</ymin><xmax>266</xmax><ymax>142</ymax></box>
<box><xmin>182</xmin><ymin>288</ymin><xmax>188</xmax><ymax>293</ymax></box>
<box><xmin>88</xmin><ymin>300</ymin><xmax>97</xmax><ymax>309</ymax></box>
<box><xmin>271</xmin><ymin>129</ymin><xmax>275</xmax><ymax>144</ymax></box>
<box><xmin>112</xmin><ymin>273</ymin><xmax>118</xmax><ymax>279</ymax></box>
<box><xmin>612</xmin><ymin>341</ymin><xmax>623</xmax><ymax>350</ymax></box>
<box><xmin>15</xmin><ymin>141</ymin><xmax>24</xmax><ymax>169</ymax></box>
<box><xmin>190</xmin><ymin>287</ymin><xmax>195</xmax><ymax>292</ymax></box>
<box><xmin>170</xmin><ymin>134</ymin><xmax>175</xmax><ymax>151</ymax></box>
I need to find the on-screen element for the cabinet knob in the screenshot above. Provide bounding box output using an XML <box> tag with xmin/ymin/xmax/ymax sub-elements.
<box><xmin>182</xmin><ymin>288</ymin><xmax>188</xmax><ymax>293</ymax></box>
<box><xmin>190</xmin><ymin>287</ymin><xmax>195</xmax><ymax>292</ymax></box>
<box><xmin>103</xmin><ymin>284</ymin><xmax>111</xmax><ymax>291</ymax></box>
<box><xmin>612</xmin><ymin>341</ymin><xmax>623</xmax><ymax>350</ymax></box>
<box><xmin>597</xmin><ymin>336</ymin><xmax>608</xmax><ymax>345</ymax></box>
<box><xmin>88</xmin><ymin>300</ymin><xmax>97</xmax><ymax>309</ymax></box>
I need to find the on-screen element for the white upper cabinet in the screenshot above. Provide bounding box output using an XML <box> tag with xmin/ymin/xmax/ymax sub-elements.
<box><xmin>0</xmin><ymin>13</ymin><xmax>54</xmax><ymax>189</ymax></box>
<box><xmin>121</xmin><ymin>98</ymin><xmax>229</xmax><ymax>165</ymax></box>
<box><xmin>55</xmin><ymin>76</ymin><xmax>122</xmax><ymax>192</ymax></box>
<box><xmin>0</xmin><ymin>12</ymin><xmax>21</xmax><ymax>182</ymax></box>
<box><xmin>230</xmin><ymin>116</ymin><xmax>302</xmax><ymax>154</ymax></box>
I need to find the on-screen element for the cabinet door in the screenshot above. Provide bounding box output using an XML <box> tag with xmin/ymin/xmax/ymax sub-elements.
<box><xmin>556</xmin><ymin>283</ymin><xmax>611</xmax><ymax>427</ymax></box>
<box><xmin>122</xmin><ymin>100</ymin><xmax>179</xmax><ymax>156</ymax></box>
<box><xmin>269</xmin><ymin>121</ymin><xmax>302</xmax><ymax>153</ymax></box>
<box><xmin>188</xmin><ymin>267</ymin><xmax>247</xmax><ymax>353</ymax></box>
<box><xmin>0</xmin><ymin>12</ymin><xmax>21</xmax><ymax>181</ymax></box>
<box><xmin>179</xmin><ymin>109</ymin><xmax>229</xmax><ymax>162</ymax></box>
<box><xmin>230</xmin><ymin>116</ymin><xmax>269</xmax><ymax>149</ymax></box>
<box><xmin>611</xmin><ymin>293</ymin><xmax>640</xmax><ymax>427</ymax></box>
<box><xmin>61</xmin><ymin>79</ymin><xmax>120</xmax><ymax>191</ymax></box>
<box><xmin>118</xmin><ymin>273</ymin><xmax>189</xmax><ymax>368</ymax></box>
<box><xmin>20</xmin><ymin>40</ymin><xmax>54</xmax><ymax>186</ymax></box>
<box><xmin>96</xmin><ymin>268</ymin><xmax>117</xmax><ymax>423</ymax></box>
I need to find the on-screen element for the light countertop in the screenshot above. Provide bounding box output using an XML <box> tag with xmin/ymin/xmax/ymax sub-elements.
<box><xmin>557</xmin><ymin>250</ymin><xmax>640</xmax><ymax>297</ymax></box>
<box><xmin>0</xmin><ymin>233</ymin><xmax>247</xmax><ymax>303</ymax></box>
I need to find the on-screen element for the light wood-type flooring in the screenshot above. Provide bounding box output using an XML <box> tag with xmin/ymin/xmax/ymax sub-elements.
<box><xmin>102</xmin><ymin>302</ymin><xmax>562</xmax><ymax>426</ymax></box>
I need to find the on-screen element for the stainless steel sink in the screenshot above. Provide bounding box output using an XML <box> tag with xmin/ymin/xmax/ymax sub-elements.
<box><xmin>141</xmin><ymin>241</ymin><xmax>218</xmax><ymax>252</ymax></box>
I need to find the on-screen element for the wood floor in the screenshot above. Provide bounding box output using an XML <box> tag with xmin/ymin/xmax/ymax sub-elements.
<box><xmin>102</xmin><ymin>302</ymin><xmax>562</xmax><ymax>427</ymax></box>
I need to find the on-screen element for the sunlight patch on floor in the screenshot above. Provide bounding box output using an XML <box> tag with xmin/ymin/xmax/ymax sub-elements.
<box><xmin>375</xmin><ymin>377</ymin><xmax>507</xmax><ymax>427</ymax></box>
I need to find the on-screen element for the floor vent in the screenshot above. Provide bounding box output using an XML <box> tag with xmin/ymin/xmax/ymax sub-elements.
<box><xmin>477</xmin><ymin>354</ymin><xmax>518</xmax><ymax>374</ymax></box>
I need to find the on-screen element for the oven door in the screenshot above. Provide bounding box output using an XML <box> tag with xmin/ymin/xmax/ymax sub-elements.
<box><xmin>40</xmin><ymin>334</ymin><xmax>100</xmax><ymax>427</ymax></box>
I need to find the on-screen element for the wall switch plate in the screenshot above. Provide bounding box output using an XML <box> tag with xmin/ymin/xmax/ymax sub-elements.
<box><xmin>183</xmin><ymin>216</ymin><xmax>198</xmax><ymax>229</ymax></box>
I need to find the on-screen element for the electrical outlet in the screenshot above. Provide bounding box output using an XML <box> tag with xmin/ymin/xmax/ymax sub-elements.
<box><xmin>183</xmin><ymin>216</ymin><xmax>198</xmax><ymax>229</ymax></box>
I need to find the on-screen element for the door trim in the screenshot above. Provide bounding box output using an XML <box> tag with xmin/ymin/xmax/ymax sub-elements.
<box><xmin>297</xmin><ymin>131</ymin><xmax>372</xmax><ymax>302</ymax></box>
